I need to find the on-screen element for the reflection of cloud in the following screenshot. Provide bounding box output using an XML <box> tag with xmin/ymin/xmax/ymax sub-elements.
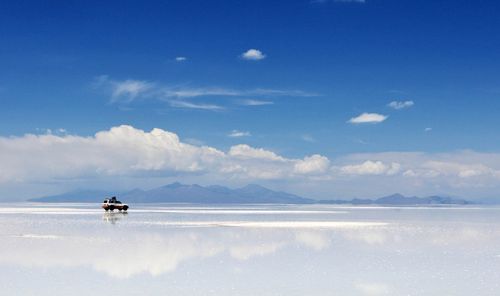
<box><xmin>295</xmin><ymin>231</ymin><xmax>330</xmax><ymax>250</ymax></box>
<box><xmin>0</xmin><ymin>227</ymin><xmax>341</xmax><ymax>279</ymax></box>
<box><xmin>229</xmin><ymin>242</ymin><xmax>285</xmax><ymax>260</ymax></box>
<box><xmin>343</xmin><ymin>229</ymin><xmax>389</xmax><ymax>245</ymax></box>
<box><xmin>356</xmin><ymin>282</ymin><xmax>391</xmax><ymax>296</ymax></box>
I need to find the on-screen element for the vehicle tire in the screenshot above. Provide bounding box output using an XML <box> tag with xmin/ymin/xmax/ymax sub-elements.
<box><xmin>109</xmin><ymin>206</ymin><xmax>115</xmax><ymax>211</ymax></box>
<box><xmin>123</xmin><ymin>206</ymin><xmax>128</xmax><ymax>211</ymax></box>
<box><xmin>105</xmin><ymin>208</ymin><xmax>109</xmax><ymax>212</ymax></box>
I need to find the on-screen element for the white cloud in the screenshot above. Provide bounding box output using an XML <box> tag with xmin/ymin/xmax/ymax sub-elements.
<box><xmin>241</xmin><ymin>49</ymin><xmax>266</xmax><ymax>61</ymax></box>
<box><xmin>425</xmin><ymin>127</ymin><xmax>432</xmax><ymax>132</ymax></box>
<box><xmin>388</xmin><ymin>100</ymin><xmax>414</xmax><ymax>110</ymax></box>
<box><xmin>175</xmin><ymin>56</ymin><xmax>187</xmax><ymax>62</ymax></box>
<box><xmin>340</xmin><ymin>161</ymin><xmax>400</xmax><ymax>176</ymax></box>
<box><xmin>348</xmin><ymin>113</ymin><xmax>388</xmax><ymax>124</ymax></box>
<box><xmin>294</xmin><ymin>155</ymin><xmax>330</xmax><ymax>175</ymax></box>
<box><xmin>228</xmin><ymin>130</ymin><xmax>251</xmax><ymax>137</ymax></box>
<box><xmin>228</xmin><ymin>144</ymin><xmax>286</xmax><ymax>162</ymax></box>
<box><xmin>3</xmin><ymin>126</ymin><xmax>500</xmax><ymax>200</ymax></box>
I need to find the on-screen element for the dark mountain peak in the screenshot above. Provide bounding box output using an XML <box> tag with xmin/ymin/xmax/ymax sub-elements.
<box><xmin>385</xmin><ymin>193</ymin><xmax>405</xmax><ymax>199</ymax></box>
<box><xmin>239</xmin><ymin>184</ymin><xmax>270</xmax><ymax>192</ymax></box>
<box><xmin>162</xmin><ymin>182</ymin><xmax>184</xmax><ymax>189</ymax></box>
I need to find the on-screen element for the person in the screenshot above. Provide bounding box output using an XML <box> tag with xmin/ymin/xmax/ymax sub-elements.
<box><xmin>111</xmin><ymin>196</ymin><xmax>117</xmax><ymax>203</ymax></box>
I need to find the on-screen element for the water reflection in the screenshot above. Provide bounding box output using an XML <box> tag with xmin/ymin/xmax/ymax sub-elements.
<box><xmin>102</xmin><ymin>212</ymin><xmax>128</xmax><ymax>224</ymax></box>
<box><xmin>0</xmin><ymin>204</ymin><xmax>499</xmax><ymax>295</ymax></box>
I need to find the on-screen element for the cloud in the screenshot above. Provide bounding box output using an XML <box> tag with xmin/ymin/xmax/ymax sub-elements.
<box><xmin>228</xmin><ymin>130</ymin><xmax>251</xmax><ymax>138</ymax></box>
<box><xmin>241</xmin><ymin>49</ymin><xmax>266</xmax><ymax>61</ymax></box>
<box><xmin>110</xmin><ymin>79</ymin><xmax>154</xmax><ymax>102</ymax></box>
<box><xmin>425</xmin><ymin>127</ymin><xmax>432</xmax><ymax>132</ymax></box>
<box><xmin>388</xmin><ymin>100</ymin><xmax>414</xmax><ymax>110</ymax></box>
<box><xmin>95</xmin><ymin>76</ymin><xmax>316</xmax><ymax>109</ymax></box>
<box><xmin>348</xmin><ymin>113</ymin><xmax>388</xmax><ymax>124</ymax></box>
<box><xmin>340</xmin><ymin>161</ymin><xmax>400</xmax><ymax>176</ymax></box>
<box><xmin>3</xmin><ymin>126</ymin><xmax>500</xmax><ymax>200</ymax></box>
<box><xmin>175</xmin><ymin>56</ymin><xmax>187</xmax><ymax>62</ymax></box>
<box><xmin>294</xmin><ymin>155</ymin><xmax>330</xmax><ymax>175</ymax></box>
<box><xmin>355</xmin><ymin>283</ymin><xmax>391</xmax><ymax>296</ymax></box>
<box><xmin>238</xmin><ymin>99</ymin><xmax>274</xmax><ymax>106</ymax></box>
<box><xmin>301</xmin><ymin>134</ymin><xmax>315</xmax><ymax>143</ymax></box>
<box><xmin>0</xmin><ymin>126</ymin><xmax>334</xmax><ymax>185</ymax></box>
<box><xmin>168</xmin><ymin>100</ymin><xmax>224</xmax><ymax>111</ymax></box>
<box><xmin>228</xmin><ymin>144</ymin><xmax>286</xmax><ymax>162</ymax></box>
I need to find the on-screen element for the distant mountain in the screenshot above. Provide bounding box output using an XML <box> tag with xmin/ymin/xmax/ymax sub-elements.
<box><xmin>30</xmin><ymin>185</ymin><xmax>471</xmax><ymax>205</ymax></box>
<box><xmin>319</xmin><ymin>193</ymin><xmax>470</xmax><ymax>205</ymax></box>
<box><xmin>30</xmin><ymin>183</ymin><xmax>314</xmax><ymax>204</ymax></box>
<box><xmin>31</xmin><ymin>190</ymin><xmax>114</xmax><ymax>203</ymax></box>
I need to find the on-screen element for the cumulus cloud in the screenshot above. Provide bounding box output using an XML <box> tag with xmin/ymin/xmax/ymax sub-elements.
<box><xmin>340</xmin><ymin>161</ymin><xmax>400</xmax><ymax>176</ymax></box>
<box><xmin>241</xmin><ymin>49</ymin><xmax>266</xmax><ymax>60</ymax></box>
<box><xmin>3</xmin><ymin>126</ymin><xmax>500</xmax><ymax>200</ymax></box>
<box><xmin>294</xmin><ymin>155</ymin><xmax>330</xmax><ymax>175</ymax></box>
<box><xmin>348</xmin><ymin>113</ymin><xmax>388</xmax><ymax>124</ymax></box>
<box><xmin>228</xmin><ymin>144</ymin><xmax>286</xmax><ymax>162</ymax></box>
<box><xmin>0</xmin><ymin>126</ymin><xmax>331</xmax><ymax>185</ymax></box>
<box><xmin>388</xmin><ymin>100</ymin><xmax>414</xmax><ymax>110</ymax></box>
<box><xmin>228</xmin><ymin>130</ymin><xmax>251</xmax><ymax>138</ymax></box>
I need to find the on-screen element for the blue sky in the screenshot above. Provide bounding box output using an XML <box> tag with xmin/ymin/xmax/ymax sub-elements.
<box><xmin>1</xmin><ymin>0</ymin><xmax>500</xmax><ymax>200</ymax></box>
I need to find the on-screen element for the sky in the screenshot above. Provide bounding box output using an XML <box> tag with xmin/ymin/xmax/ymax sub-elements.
<box><xmin>1</xmin><ymin>0</ymin><xmax>500</xmax><ymax>201</ymax></box>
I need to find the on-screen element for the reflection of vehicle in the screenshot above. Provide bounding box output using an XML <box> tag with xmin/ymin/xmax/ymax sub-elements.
<box><xmin>102</xmin><ymin>212</ymin><xmax>128</xmax><ymax>224</ymax></box>
<box><xmin>102</xmin><ymin>196</ymin><xmax>129</xmax><ymax>212</ymax></box>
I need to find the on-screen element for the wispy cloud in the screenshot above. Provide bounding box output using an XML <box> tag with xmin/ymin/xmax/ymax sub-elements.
<box><xmin>241</xmin><ymin>49</ymin><xmax>266</xmax><ymax>61</ymax></box>
<box><xmin>388</xmin><ymin>100</ymin><xmax>414</xmax><ymax>110</ymax></box>
<box><xmin>425</xmin><ymin>127</ymin><xmax>432</xmax><ymax>132</ymax></box>
<box><xmin>238</xmin><ymin>99</ymin><xmax>274</xmax><ymax>106</ymax></box>
<box><xmin>175</xmin><ymin>56</ymin><xmax>187</xmax><ymax>62</ymax></box>
<box><xmin>97</xmin><ymin>76</ymin><xmax>154</xmax><ymax>103</ymax></box>
<box><xmin>168</xmin><ymin>100</ymin><xmax>224</xmax><ymax>111</ymax></box>
<box><xmin>301</xmin><ymin>134</ymin><xmax>316</xmax><ymax>143</ymax></box>
<box><xmin>95</xmin><ymin>76</ymin><xmax>317</xmax><ymax>110</ymax></box>
<box><xmin>228</xmin><ymin>130</ymin><xmax>251</xmax><ymax>137</ymax></box>
<box><xmin>348</xmin><ymin>113</ymin><xmax>388</xmax><ymax>124</ymax></box>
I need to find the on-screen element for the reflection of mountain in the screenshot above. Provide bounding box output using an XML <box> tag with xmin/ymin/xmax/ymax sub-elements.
<box><xmin>31</xmin><ymin>183</ymin><xmax>314</xmax><ymax>204</ymax></box>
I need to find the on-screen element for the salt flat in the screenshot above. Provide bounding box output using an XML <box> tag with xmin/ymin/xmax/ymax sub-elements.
<box><xmin>0</xmin><ymin>203</ymin><xmax>499</xmax><ymax>295</ymax></box>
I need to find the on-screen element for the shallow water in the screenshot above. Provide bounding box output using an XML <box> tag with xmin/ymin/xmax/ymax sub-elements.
<box><xmin>0</xmin><ymin>203</ymin><xmax>499</xmax><ymax>295</ymax></box>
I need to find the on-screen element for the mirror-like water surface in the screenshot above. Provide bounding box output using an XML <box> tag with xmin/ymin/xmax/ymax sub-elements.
<box><xmin>1</xmin><ymin>203</ymin><xmax>499</xmax><ymax>295</ymax></box>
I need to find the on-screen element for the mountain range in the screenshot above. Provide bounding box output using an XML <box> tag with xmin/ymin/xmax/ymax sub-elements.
<box><xmin>30</xmin><ymin>183</ymin><xmax>471</xmax><ymax>205</ymax></box>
